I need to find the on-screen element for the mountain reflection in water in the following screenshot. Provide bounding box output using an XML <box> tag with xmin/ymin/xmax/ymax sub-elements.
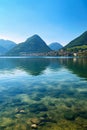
<box><xmin>0</xmin><ymin>57</ymin><xmax>87</xmax><ymax>79</ymax></box>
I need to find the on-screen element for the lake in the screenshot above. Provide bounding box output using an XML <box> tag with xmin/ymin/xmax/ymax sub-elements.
<box><xmin>0</xmin><ymin>57</ymin><xmax>87</xmax><ymax>130</ymax></box>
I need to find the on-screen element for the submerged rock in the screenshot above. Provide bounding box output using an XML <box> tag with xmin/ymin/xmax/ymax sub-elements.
<box><xmin>15</xmin><ymin>108</ymin><xmax>26</xmax><ymax>114</ymax></box>
<box><xmin>19</xmin><ymin>109</ymin><xmax>25</xmax><ymax>113</ymax></box>
<box><xmin>78</xmin><ymin>111</ymin><xmax>87</xmax><ymax>119</ymax></box>
<box><xmin>30</xmin><ymin>118</ymin><xmax>41</xmax><ymax>125</ymax></box>
<box><xmin>40</xmin><ymin>114</ymin><xmax>57</xmax><ymax>123</ymax></box>
<box><xmin>30</xmin><ymin>114</ymin><xmax>57</xmax><ymax>129</ymax></box>
<box><xmin>64</xmin><ymin>110</ymin><xmax>77</xmax><ymax>120</ymax></box>
<box><xmin>29</xmin><ymin>103</ymin><xmax>48</xmax><ymax>113</ymax></box>
<box><xmin>31</xmin><ymin>124</ymin><xmax>38</xmax><ymax>129</ymax></box>
<box><xmin>65</xmin><ymin>102</ymin><xmax>72</xmax><ymax>108</ymax></box>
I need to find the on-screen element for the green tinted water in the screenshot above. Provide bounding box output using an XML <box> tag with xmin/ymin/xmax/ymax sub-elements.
<box><xmin>0</xmin><ymin>57</ymin><xmax>87</xmax><ymax>130</ymax></box>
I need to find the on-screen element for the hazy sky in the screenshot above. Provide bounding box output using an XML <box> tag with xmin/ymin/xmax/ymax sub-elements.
<box><xmin>0</xmin><ymin>0</ymin><xmax>87</xmax><ymax>45</ymax></box>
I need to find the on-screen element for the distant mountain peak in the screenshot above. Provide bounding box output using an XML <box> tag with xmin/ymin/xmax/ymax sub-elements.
<box><xmin>32</xmin><ymin>34</ymin><xmax>40</xmax><ymax>38</ymax></box>
<box><xmin>0</xmin><ymin>39</ymin><xmax>16</xmax><ymax>55</ymax></box>
<box><xmin>49</xmin><ymin>42</ymin><xmax>63</xmax><ymax>51</ymax></box>
<box><xmin>26</xmin><ymin>34</ymin><xmax>43</xmax><ymax>42</ymax></box>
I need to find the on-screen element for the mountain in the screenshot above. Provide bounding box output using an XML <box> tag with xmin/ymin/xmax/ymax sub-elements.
<box><xmin>7</xmin><ymin>34</ymin><xmax>52</xmax><ymax>55</ymax></box>
<box><xmin>0</xmin><ymin>39</ymin><xmax>16</xmax><ymax>51</ymax></box>
<box><xmin>0</xmin><ymin>39</ymin><xmax>16</xmax><ymax>55</ymax></box>
<box><xmin>49</xmin><ymin>42</ymin><xmax>63</xmax><ymax>51</ymax></box>
<box><xmin>64</xmin><ymin>31</ymin><xmax>87</xmax><ymax>50</ymax></box>
<box><xmin>0</xmin><ymin>45</ymin><xmax>7</xmax><ymax>55</ymax></box>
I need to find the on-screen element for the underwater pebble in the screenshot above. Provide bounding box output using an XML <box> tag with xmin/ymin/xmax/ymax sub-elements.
<box><xmin>30</xmin><ymin>118</ymin><xmax>41</xmax><ymax>125</ymax></box>
<box><xmin>19</xmin><ymin>109</ymin><xmax>25</xmax><ymax>113</ymax></box>
<box><xmin>15</xmin><ymin>108</ymin><xmax>25</xmax><ymax>114</ymax></box>
<box><xmin>31</xmin><ymin>124</ymin><xmax>38</xmax><ymax>129</ymax></box>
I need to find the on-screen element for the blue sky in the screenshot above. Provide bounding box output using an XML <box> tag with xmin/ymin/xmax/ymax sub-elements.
<box><xmin>0</xmin><ymin>0</ymin><xmax>87</xmax><ymax>45</ymax></box>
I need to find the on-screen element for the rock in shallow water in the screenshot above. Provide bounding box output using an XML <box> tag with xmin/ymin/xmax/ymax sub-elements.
<box><xmin>30</xmin><ymin>118</ymin><xmax>41</xmax><ymax>125</ymax></box>
<box><xmin>29</xmin><ymin>103</ymin><xmax>48</xmax><ymax>113</ymax></box>
<box><xmin>64</xmin><ymin>110</ymin><xmax>77</xmax><ymax>120</ymax></box>
<box><xmin>31</xmin><ymin>124</ymin><xmax>38</xmax><ymax>129</ymax></box>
